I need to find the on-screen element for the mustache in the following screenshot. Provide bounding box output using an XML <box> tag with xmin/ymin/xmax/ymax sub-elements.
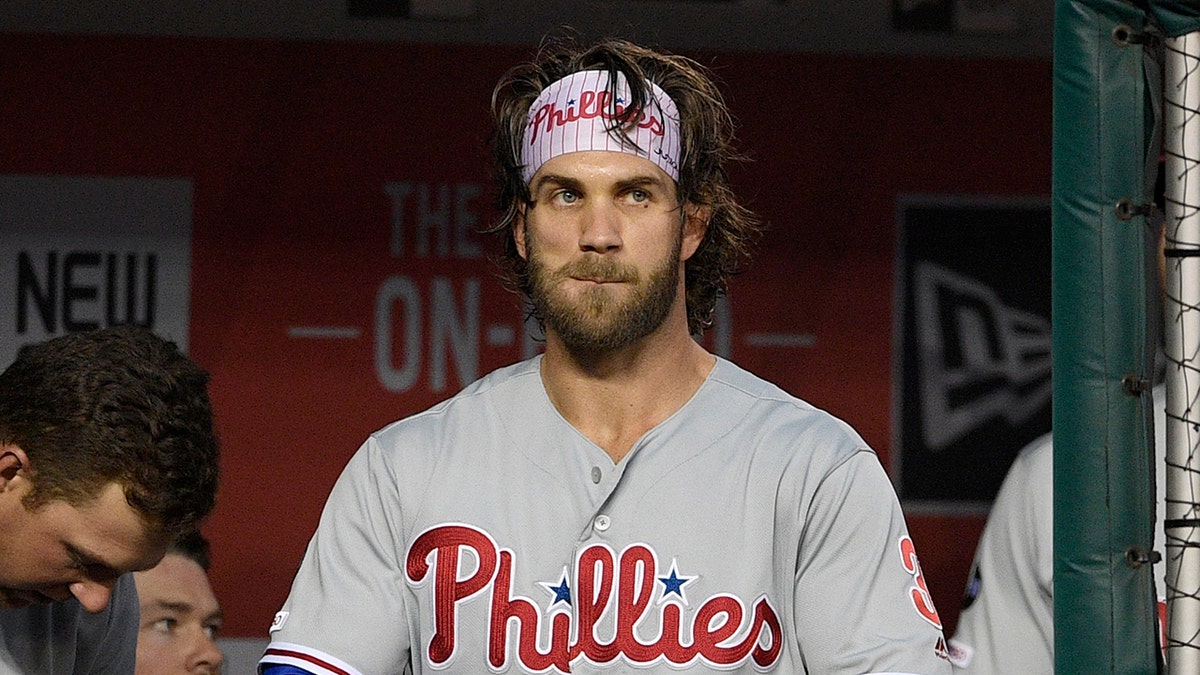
<box><xmin>554</xmin><ymin>257</ymin><xmax>639</xmax><ymax>283</ymax></box>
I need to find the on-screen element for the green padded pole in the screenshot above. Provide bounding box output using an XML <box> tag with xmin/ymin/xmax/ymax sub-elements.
<box><xmin>1053</xmin><ymin>0</ymin><xmax>1159</xmax><ymax>672</ymax></box>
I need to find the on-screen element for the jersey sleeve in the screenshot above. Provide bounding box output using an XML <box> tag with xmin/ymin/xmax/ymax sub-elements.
<box><xmin>792</xmin><ymin>450</ymin><xmax>952</xmax><ymax>675</ymax></box>
<box><xmin>948</xmin><ymin>433</ymin><xmax>1054</xmax><ymax>674</ymax></box>
<box><xmin>259</xmin><ymin>436</ymin><xmax>414</xmax><ymax>675</ymax></box>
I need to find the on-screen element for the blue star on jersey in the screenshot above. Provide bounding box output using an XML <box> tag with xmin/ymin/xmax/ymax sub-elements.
<box><xmin>537</xmin><ymin>559</ymin><xmax>698</xmax><ymax>611</ymax></box>
<box><xmin>540</xmin><ymin>568</ymin><xmax>572</xmax><ymax>607</ymax></box>
<box><xmin>657</xmin><ymin>559</ymin><xmax>697</xmax><ymax>606</ymax></box>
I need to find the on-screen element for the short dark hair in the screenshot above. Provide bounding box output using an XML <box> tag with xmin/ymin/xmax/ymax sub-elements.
<box><xmin>489</xmin><ymin>37</ymin><xmax>762</xmax><ymax>334</ymax></box>
<box><xmin>169</xmin><ymin>529</ymin><xmax>212</xmax><ymax>572</ymax></box>
<box><xmin>0</xmin><ymin>325</ymin><xmax>219</xmax><ymax>538</ymax></box>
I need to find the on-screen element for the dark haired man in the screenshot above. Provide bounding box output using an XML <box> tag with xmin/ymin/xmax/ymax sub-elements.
<box><xmin>134</xmin><ymin>530</ymin><xmax>224</xmax><ymax>675</ymax></box>
<box><xmin>261</xmin><ymin>38</ymin><xmax>949</xmax><ymax>674</ymax></box>
<box><xmin>0</xmin><ymin>325</ymin><xmax>220</xmax><ymax>674</ymax></box>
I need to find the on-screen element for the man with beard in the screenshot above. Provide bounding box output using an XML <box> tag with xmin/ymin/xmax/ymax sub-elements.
<box><xmin>260</xmin><ymin>38</ymin><xmax>950</xmax><ymax>675</ymax></box>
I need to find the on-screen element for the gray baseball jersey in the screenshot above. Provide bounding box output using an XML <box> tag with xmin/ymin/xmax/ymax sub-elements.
<box><xmin>261</xmin><ymin>356</ymin><xmax>951</xmax><ymax>674</ymax></box>
<box><xmin>0</xmin><ymin>572</ymin><xmax>138</xmax><ymax>674</ymax></box>
<box><xmin>949</xmin><ymin>393</ymin><xmax>1167</xmax><ymax>673</ymax></box>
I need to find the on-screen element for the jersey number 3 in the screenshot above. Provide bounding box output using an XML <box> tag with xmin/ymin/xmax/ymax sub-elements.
<box><xmin>899</xmin><ymin>535</ymin><xmax>943</xmax><ymax>630</ymax></box>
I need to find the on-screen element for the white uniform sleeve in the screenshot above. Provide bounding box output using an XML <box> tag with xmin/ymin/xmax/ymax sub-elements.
<box><xmin>260</xmin><ymin>437</ymin><xmax>413</xmax><ymax>675</ymax></box>
<box><xmin>948</xmin><ymin>433</ymin><xmax>1054</xmax><ymax>674</ymax></box>
<box><xmin>793</xmin><ymin>450</ymin><xmax>952</xmax><ymax>675</ymax></box>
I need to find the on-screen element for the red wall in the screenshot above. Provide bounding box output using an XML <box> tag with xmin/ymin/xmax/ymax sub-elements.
<box><xmin>0</xmin><ymin>32</ymin><xmax>1050</xmax><ymax>637</ymax></box>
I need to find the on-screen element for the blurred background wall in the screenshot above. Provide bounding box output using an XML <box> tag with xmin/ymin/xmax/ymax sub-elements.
<box><xmin>1</xmin><ymin>1</ymin><xmax>1053</xmax><ymax>669</ymax></box>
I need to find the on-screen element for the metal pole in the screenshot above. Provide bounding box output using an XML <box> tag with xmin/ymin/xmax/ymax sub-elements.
<box><xmin>1163</xmin><ymin>29</ymin><xmax>1200</xmax><ymax>674</ymax></box>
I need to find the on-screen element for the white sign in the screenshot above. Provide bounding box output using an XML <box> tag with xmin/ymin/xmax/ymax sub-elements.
<box><xmin>0</xmin><ymin>174</ymin><xmax>193</xmax><ymax>367</ymax></box>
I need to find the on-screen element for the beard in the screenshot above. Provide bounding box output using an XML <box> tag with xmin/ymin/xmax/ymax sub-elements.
<box><xmin>527</xmin><ymin>235</ymin><xmax>683</xmax><ymax>355</ymax></box>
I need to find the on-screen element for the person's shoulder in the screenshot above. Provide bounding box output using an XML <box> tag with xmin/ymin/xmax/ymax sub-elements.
<box><xmin>369</xmin><ymin>356</ymin><xmax>542</xmax><ymax>446</ymax></box>
<box><xmin>707</xmin><ymin>357</ymin><xmax>814</xmax><ymax>408</ymax></box>
<box><xmin>705</xmin><ymin>357</ymin><xmax>871</xmax><ymax>456</ymax></box>
<box><xmin>986</xmin><ymin>431</ymin><xmax>1053</xmax><ymax>517</ymax></box>
<box><xmin>1008</xmin><ymin>431</ymin><xmax>1054</xmax><ymax>479</ymax></box>
<box><xmin>386</xmin><ymin>356</ymin><xmax>537</xmax><ymax>421</ymax></box>
<box><xmin>0</xmin><ymin>575</ymin><xmax>138</xmax><ymax>656</ymax></box>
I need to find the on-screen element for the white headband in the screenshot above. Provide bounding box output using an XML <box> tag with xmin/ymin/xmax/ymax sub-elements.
<box><xmin>521</xmin><ymin>70</ymin><xmax>681</xmax><ymax>184</ymax></box>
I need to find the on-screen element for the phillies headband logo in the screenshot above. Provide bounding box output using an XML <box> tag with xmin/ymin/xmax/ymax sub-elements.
<box><xmin>521</xmin><ymin>70</ymin><xmax>681</xmax><ymax>184</ymax></box>
<box><xmin>526</xmin><ymin>89</ymin><xmax>665</xmax><ymax>145</ymax></box>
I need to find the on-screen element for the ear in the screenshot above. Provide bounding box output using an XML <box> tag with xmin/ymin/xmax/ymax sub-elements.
<box><xmin>0</xmin><ymin>445</ymin><xmax>29</xmax><ymax>492</ymax></box>
<box><xmin>680</xmin><ymin>203</ymin><xmax>711</xmax><ymax>262</ymax></box>
<box><xmin>514</xmin><ymin>207</ymin><xmax>530</xmax><ymax>261</ymax></box>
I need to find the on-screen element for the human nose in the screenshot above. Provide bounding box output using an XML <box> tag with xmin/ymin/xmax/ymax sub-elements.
<box><xmin>69</xmin><ymin>578</ymin><xmax>115</xmax><ymax>614</ymax></box>
<box><xmin>579</xmin><ymin>202</ymin><xmax>622</xmax><ymax>253</ymax></box>
<box><xmin>189</xmin><ymin>631</ymin><xmax>225</xmax><ymax>674</ymax></box>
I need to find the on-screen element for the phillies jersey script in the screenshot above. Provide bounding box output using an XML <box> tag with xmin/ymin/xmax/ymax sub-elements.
<box><xmin>260</xmin><ymin>356</ymin><xmax>951</xmax><ymax>674</ymax></box>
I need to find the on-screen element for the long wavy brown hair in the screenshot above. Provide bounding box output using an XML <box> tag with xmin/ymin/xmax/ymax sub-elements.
<box><xmin>488</xmin><ymin>37</ymin><xmax>761</xmax><ymax>335</ymax></box>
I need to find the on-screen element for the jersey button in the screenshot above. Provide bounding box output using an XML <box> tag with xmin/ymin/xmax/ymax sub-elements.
<box><xmin>594</xmin><ymin>515</ymin><xmax>611</xmax><ymax>531</ymax></box>
<box><xmin>590</xmin><ymin>466</ymin><xmax>602</xmax><ymax>484</ymax></box>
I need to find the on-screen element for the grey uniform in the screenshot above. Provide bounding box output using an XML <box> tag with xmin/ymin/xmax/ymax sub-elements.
<box><xmin>0</xmin><ymin>573</ymin><xmax>138</xmax><ymax>674</ymax></box>
<box><xmin>262</xmin><ymin>356</ymin><xmax>951</xmax><ymax>674</ymax></box>
<box><xmin>947</xmin><ymin>433</ymin><xmax>1055</xmax><ymax>673</ymax></box>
